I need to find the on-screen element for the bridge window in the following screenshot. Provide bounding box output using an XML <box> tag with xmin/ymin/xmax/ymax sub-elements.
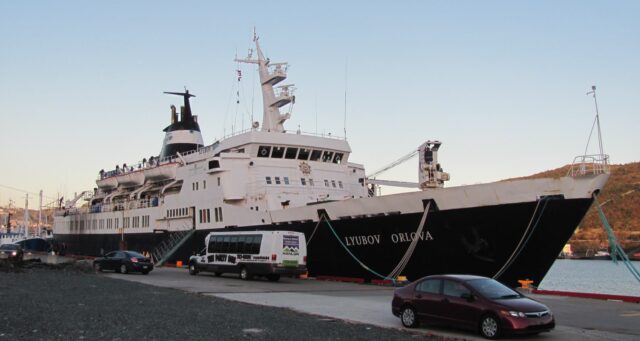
<box><xmin>257</xmin><ymin>146</ymin><xmax>271</xmax><ymax>158</ymax></box>
<box><xmin>322</xmin><ymin>151</ymin><xmax>334</xmax><ymax>162</ymax></box>
<box><xmin>209</xmin><ymin>160</ymin><xmax>220</xmax><ymax>169</ymax></box>
<box><xmin>266</xmin><ymin>176</ymin><xmax>272</xmax><ymax>185</ymax></box>
<box><xmin>333</xmin><ymin>153</ymin><xmax>344</xmax><ymax>164</ymax></box>
<box><xmin>285</xmin><ymin>147</ymin><xmax>298</xmax><ymax>159</ymax></box>
<box><xmin>309</xmin><ymin>150</ymin><xmax>322</xmax><ymax>161</ymax></box>
<box><xmin>271</xmin><ymin>146</ymin><xmax>285</xmax><ymax>158</ymax></box>
<box><xmin>298</xmin><ymin>148</ymin><xmax>310</xmax><ymax>160</ymax></box>
<box><xmin>275</xmin><ymin>177</ymin><xmax>281</xmax><ymax>185</ymax></box>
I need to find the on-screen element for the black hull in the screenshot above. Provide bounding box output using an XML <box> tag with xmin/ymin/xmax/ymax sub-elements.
<box><xmin>54</xmin><ymin>197</ymin><xmax>593</xmax><ymax>287</ymax></box>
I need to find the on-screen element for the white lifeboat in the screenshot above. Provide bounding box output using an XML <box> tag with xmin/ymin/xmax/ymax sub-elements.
<box><xmin>144</xmin><ymin>162</ymin><xmax>179</xmax><ymax>182</ymax></box>
<box><xmin>116</xmin><ymin>170</ymin><xmax>145</xmax><ymax>187</ymax></box>
<box><xmin>96</xmin><ymin>176</ymin><xmax>118</xmax><ymax>190</ymax></box>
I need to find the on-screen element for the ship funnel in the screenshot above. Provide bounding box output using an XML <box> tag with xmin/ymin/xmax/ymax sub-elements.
<box><xmin>160</xmin><ymin>90</ymin><xmax>204</xmax><ymax>159</ymax></box>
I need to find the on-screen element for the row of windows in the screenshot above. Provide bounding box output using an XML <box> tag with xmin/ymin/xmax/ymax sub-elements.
<box><xmin>192</xmin><ymin>177</ymin><xmax>221</xmax><ymax>191</ymax></box>
<box><xmin>257</xmin><ymin>145</ymin><xmax>344</xmax><ymax>164</ymax></box>
<box><xmin>198</xmin><ymin>207</ymin><xmax>223</xmax><ymax>224</ymax></box>
<box><xmin>207</xmin><ymin>234</ymin><xmax>262</xmax><ymax>254</ymax></box>
<box><xmin>68</xmin><ymin>215</ymin><xmax>150</xmax><ymax>231</ymax></box>
<box><xmin>265</xmin><ymin>176</ymin><xmax>343</xmax><ymax>189</ymax></box>
<box><xmin>167</xmin><ymin>207</ymin><xmax>190</xmax><ymax>218</ymax></box>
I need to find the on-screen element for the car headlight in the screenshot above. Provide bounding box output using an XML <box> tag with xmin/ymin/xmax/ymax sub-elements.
<box><xmin>502</xmin><ymin>310</ymin><xmax>525</xmax><ymax>317</ymax></box>
<box><xmin>11</xmin><ymin>251</ymin><xmax>17</xmax><ymax>256</ymax></box>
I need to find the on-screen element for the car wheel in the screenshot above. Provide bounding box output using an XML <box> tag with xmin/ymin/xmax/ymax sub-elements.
<box><xmin>239</xmin><ymin>267</ymin><xmax>252</xmax><ymax>280</ymax></box>
<box><xmin>266</xmin><ymin>274</ymin><xmax>280</xmax><ymax>282</ymax></box>
<box><xmin>94</xmin><ymin>263</ymin><xmax>102</xmax><ymax>272</ymax></box>
<box><xmin>214</xmin><ymin>272</ymin><xmax>222</xmax><ymax>277</ymax></box>
<box><xmin>400</xmin><ymin>306</ymin><xmax>419</xmax><ymax>328</ymax></box>
<box><xmin>480</xmin><ymin>315</ymin><xmax>500</xmax><ymax>339</ymax></box>
<box><xmin>188</xmin><ymin>263</ymin><xmax>198</xmax><ymax>276</ymax></box>
<box><xmin>141</xmin><ymin>270</ymin><xmax>149</xmax><ymax>275</ymax></box>
<box><xmin>120</xmin><ymin>264</ymin><xmax>128</xmax><ymax>274</ymax></box>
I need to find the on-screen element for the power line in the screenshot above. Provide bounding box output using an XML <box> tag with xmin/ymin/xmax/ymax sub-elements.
<box><xmin>0</xmin><ymin>184</ymin><xmax>58</xmax><ymax>201</ymax></box>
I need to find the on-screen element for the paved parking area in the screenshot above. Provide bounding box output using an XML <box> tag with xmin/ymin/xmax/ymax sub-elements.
<box><xmin>104</xmin><ymin>267</ymin><xmax>640</xmax><ymax>341</ymax></box>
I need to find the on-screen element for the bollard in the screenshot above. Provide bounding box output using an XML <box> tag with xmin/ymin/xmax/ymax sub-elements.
<box><xmin>176</xmin><ymin>260</ymin><xmax>183</xmax><ymax>268</ymax></box>
<box><xmin>518</xmin><ymin>279</ymin><xmax>534</xmax><ymax>290</ymax></box>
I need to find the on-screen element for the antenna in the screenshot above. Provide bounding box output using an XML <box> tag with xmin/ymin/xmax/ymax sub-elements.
<box><xmin>583</xmin><ymin>85</ymin><xmax>605</xmax><ymax>157</ymax></box>
<box><xmin>343</xmin><ymin>57</ymin><xmax>348</xmax><ymax>140</ymax></box>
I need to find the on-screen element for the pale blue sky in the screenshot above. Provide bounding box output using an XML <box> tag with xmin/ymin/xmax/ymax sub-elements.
<box><xmin>1</xmin><ymin>1</ymin><xmax>638</xmax><ymax>205</ymax></box>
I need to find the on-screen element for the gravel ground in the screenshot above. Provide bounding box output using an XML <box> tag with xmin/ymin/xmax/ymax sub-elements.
<box><xmin>0</xmin><ymin>261</ymin><xmax>435</xmax><ymax>340</ymax></box>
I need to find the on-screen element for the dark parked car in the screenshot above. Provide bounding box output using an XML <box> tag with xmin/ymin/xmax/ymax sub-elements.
<box><xmin>93</xmin><ymin>250</ymin><xmax>153</xmax><ymax>275</ymax></box>
<box><xmin>392</xmin><ymin>274</ymin><xmax>554</xmax><ymax>339</ymax></box>
<box><xmin>0</xmin><ymin>244</ymin><xmax>24</xmax><ymax>262</ymax></box>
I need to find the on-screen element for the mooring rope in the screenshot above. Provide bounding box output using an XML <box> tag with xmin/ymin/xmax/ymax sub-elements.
<box><xmin>594</xmin><ymin>195</ymin><xmax>640</xmax><ymax>283</ymax></box>
<box><xmin>387</xmin><ymin>201</ymin><xmax>432</xmax><ymax>279</ymax></box>
<box><xmin>319</xmin><ymin>202</ymin><xmax>432</xmax><ymax>282</ymax></box>
<box><xmin>493</xmin><ymin>196</ymin><xmax>550</xmax><ymax>280</ymax></box>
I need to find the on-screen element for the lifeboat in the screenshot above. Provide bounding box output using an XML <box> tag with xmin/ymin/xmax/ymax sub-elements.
<box><xmin>144</xmin><ymin>162</ymin><xmax>179</xmax><ymax>182</ymax></box>
<box><xmin>96</xmin><ymin>176</ymin><xmax>118</xmax><ymax>190</ymax></box>
<box><xmin>116</xmin><ymin>170</ymin><xmax>145</xmax><ymax>187</ymax></box>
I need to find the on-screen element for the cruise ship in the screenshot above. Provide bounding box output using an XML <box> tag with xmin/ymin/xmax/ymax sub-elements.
<box><xmin>53</xmin><ymin>35</ymin><xmax>609</xmax><ymax>286</ymax></box>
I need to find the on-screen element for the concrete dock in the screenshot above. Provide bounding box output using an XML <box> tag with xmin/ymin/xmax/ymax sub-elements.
<box><xmin>103</xmin><ymin>267</ymin><xmax>640</xmax><ymax>340</ymax></box>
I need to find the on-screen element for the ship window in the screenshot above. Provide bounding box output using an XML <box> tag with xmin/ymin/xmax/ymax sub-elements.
<box><xmin>322</xmin><ymin>151</ymin><xmax>334</xmax><ymax>162</ymax></box>
<box><xmin>214</xmin><ymin>207</ymin><xmax>219</xmax><ymax>222</ymax></box>
<box><xmin>275</xmin><ymin>177</ymin><xmax>281</xmax><ymax>185</ymax></box>
<box><xmin>257</xmin><ymin>145</ymin><xmax>271</xmax><ymax>158</ymax></box>
<box><xmin>297</xmin><ymin>148</ymin><xmax>311</xmax><ymax>160</ymax></box>
<box><xmin>331</xmin><ymin>180</ymin><xmax>336</xmax><ymax>188</ymax></box>
<box><xmin>284</xmin><ymin>177</ymin><xmax>290</xmax><ymax>185</ymax></box>
<box><xmin>301</xmin><ymin>178</ymin><xmax>306</xmax><ymax>186</ymax></box>
<box><xmin>338</xmin><ymin>181</ymin><xmax>344</xmax><ymax>189</ymax></box>
<box><xmin>309</xmin><ymin>179</ymin><xmax>315</xmax><ymax>187</ymax></box>
<box><xmin>309</xmin><ymin>150</ymin><xmax>322</xmax><ymax>161</ymax></box>
<box><xmin>333</xmin><ymin>153</ymin><xmax>344</xmax><ymax>164</ymax></box>
<box><xmin>266</xmin><ymin>176</ymin><xmax>272</xmax><ymax>185</ymax></box>
<box><xmin>206</xmin><ymin>209</ymin><xmax>210</xmax><ymax>223</ymax></box>
<box><xmin>271</xmin><ymin>146</ymin><xmax>285</xmax><ymax>158</ymax></box>
<box><xmin>217</xmin><ymin>177</ymin><xmax>221</xmax><ymax>186</ymax></box>
<box><xmin>285</xmin><ymin>147</ymin><xmax>298</xmax><ymax>159</ymax></box>
<box><xmin>219</xmin><ymin>207</ymin><xmax>223</xmax><ymax>221</ymax></box>
<box><xmin>209</xmin><ymin>160</ymin><xmax>220</xmax><ymax>169</ymax></box>
<box><xmin>203</xmin><ymin>180</ymin><xmax>206</xmax><ymax>189</ymax></box>
<box><xmin>324</xmin><ymin>179</ymin><xmax>329</xmax><ymax>187</ymax></box>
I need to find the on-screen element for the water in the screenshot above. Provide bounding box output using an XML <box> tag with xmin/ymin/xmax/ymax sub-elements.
<box><xmin>538</xmin><ymin>259</ymin><xmax>640</xmax><ymax>297</ymax></box>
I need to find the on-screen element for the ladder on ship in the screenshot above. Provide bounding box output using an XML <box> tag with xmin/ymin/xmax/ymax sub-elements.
<box><xmin>152</xmin><ymin>229</ymin><xmax>195</xmax><ymax>267</ymax></box>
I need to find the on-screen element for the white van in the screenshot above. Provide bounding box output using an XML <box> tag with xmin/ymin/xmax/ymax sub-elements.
<box><xmin>188</xmin><ymin>230</ymin><xmax>307</xmax><ymax>281</ymax></box>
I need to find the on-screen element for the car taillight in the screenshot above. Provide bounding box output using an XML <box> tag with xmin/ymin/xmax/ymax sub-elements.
<box><xmin>271</xmin><ymin>254</ymin><xmax>277</xmax><ymax>261</ymax></box>
<box><xmin>130</xmin><ymin>257</ymin><xmax>138</xmax><ymax>263</ymax></box>
<box><xmin>303</xmin><ymin>256</ymin><xmax>307</xmax><ymax>263</ymax></box>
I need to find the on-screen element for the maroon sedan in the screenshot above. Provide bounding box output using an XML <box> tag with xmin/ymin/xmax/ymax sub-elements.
<box><xmin>392</xmin><ymin>274</ymin><xmax>554</xmax><ymax>339</ymax></box>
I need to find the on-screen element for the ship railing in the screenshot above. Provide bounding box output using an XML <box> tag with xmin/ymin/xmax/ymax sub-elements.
<box><xmin>214</xmin><ymin>127</ymin><xmax>346</xmax><ymax>142</ymax></box>
<box><xmin>89</xmin><ymin>198</ymin><xmax>159</xmax><ymax>213</ymax></box>
<box><xmin>568</xmin><ymin>154</ymin><xmax>610</xmax><ymax>177</ymax></box>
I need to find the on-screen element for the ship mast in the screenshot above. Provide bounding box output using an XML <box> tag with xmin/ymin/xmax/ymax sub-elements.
<box><xmin>235</xmin><ymin>31</ymin><xmax>294</xmax><ymax>132</ymax></box>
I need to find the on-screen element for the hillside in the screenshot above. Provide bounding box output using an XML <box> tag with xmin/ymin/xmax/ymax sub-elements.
<box><xmin>514</xmin><ymin>162</ymin><xmax>640</xmax><ymax>255</ymax></box>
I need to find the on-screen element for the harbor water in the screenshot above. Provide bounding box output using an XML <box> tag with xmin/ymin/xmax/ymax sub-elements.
<box><xmin>539</xmin><ymin>259</ymin><xmax>640</xmax><ymax>297</ymax></box>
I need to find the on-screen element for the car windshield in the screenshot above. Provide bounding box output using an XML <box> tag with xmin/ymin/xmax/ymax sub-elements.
<box><xmin>468</xmin><ymin>278</ymin><xmax>522</xmax><ymax>299</ymax></box>
<box><xmin>0</xmin><ymin>244</ymin><xmax>18</xmax><ymax>250</ymax></box>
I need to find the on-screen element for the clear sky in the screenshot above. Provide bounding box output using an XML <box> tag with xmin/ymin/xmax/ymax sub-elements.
<box><xmin>1</xmin><ymin>1</ymin><xmax>638</xmax><ymax>206</ymax></box>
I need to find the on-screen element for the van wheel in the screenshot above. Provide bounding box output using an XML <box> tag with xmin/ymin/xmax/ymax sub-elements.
<box><xmin>267</xmin><ymin>274</ymin><xmax>280</xmax><ymax>282</ymax></box>
<box><xmin>240</xmin><ymin>267</ymin><xmax>252</xmax><ymax>280</ymax></box>
<box><xmin>188</xmin><ymin>263</ymin><xmax>198</xmax><ymax>275</ymax></box>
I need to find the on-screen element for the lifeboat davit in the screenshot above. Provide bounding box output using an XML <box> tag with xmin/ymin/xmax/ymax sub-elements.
<box><xmin>144</xmin><ymin>162</ymin><xmax>179</xmax><ymax>182</ymax></box>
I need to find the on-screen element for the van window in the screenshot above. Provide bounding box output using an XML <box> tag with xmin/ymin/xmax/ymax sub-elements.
<box><xmin>229</xmin><ymin>236</ymin><xmax>239</xmax><ymax>253</ymax></box>
<box><xmin>221</xmin><ymin>236</ymin><xmax>231</xmax><ymax>253</ymax></box>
